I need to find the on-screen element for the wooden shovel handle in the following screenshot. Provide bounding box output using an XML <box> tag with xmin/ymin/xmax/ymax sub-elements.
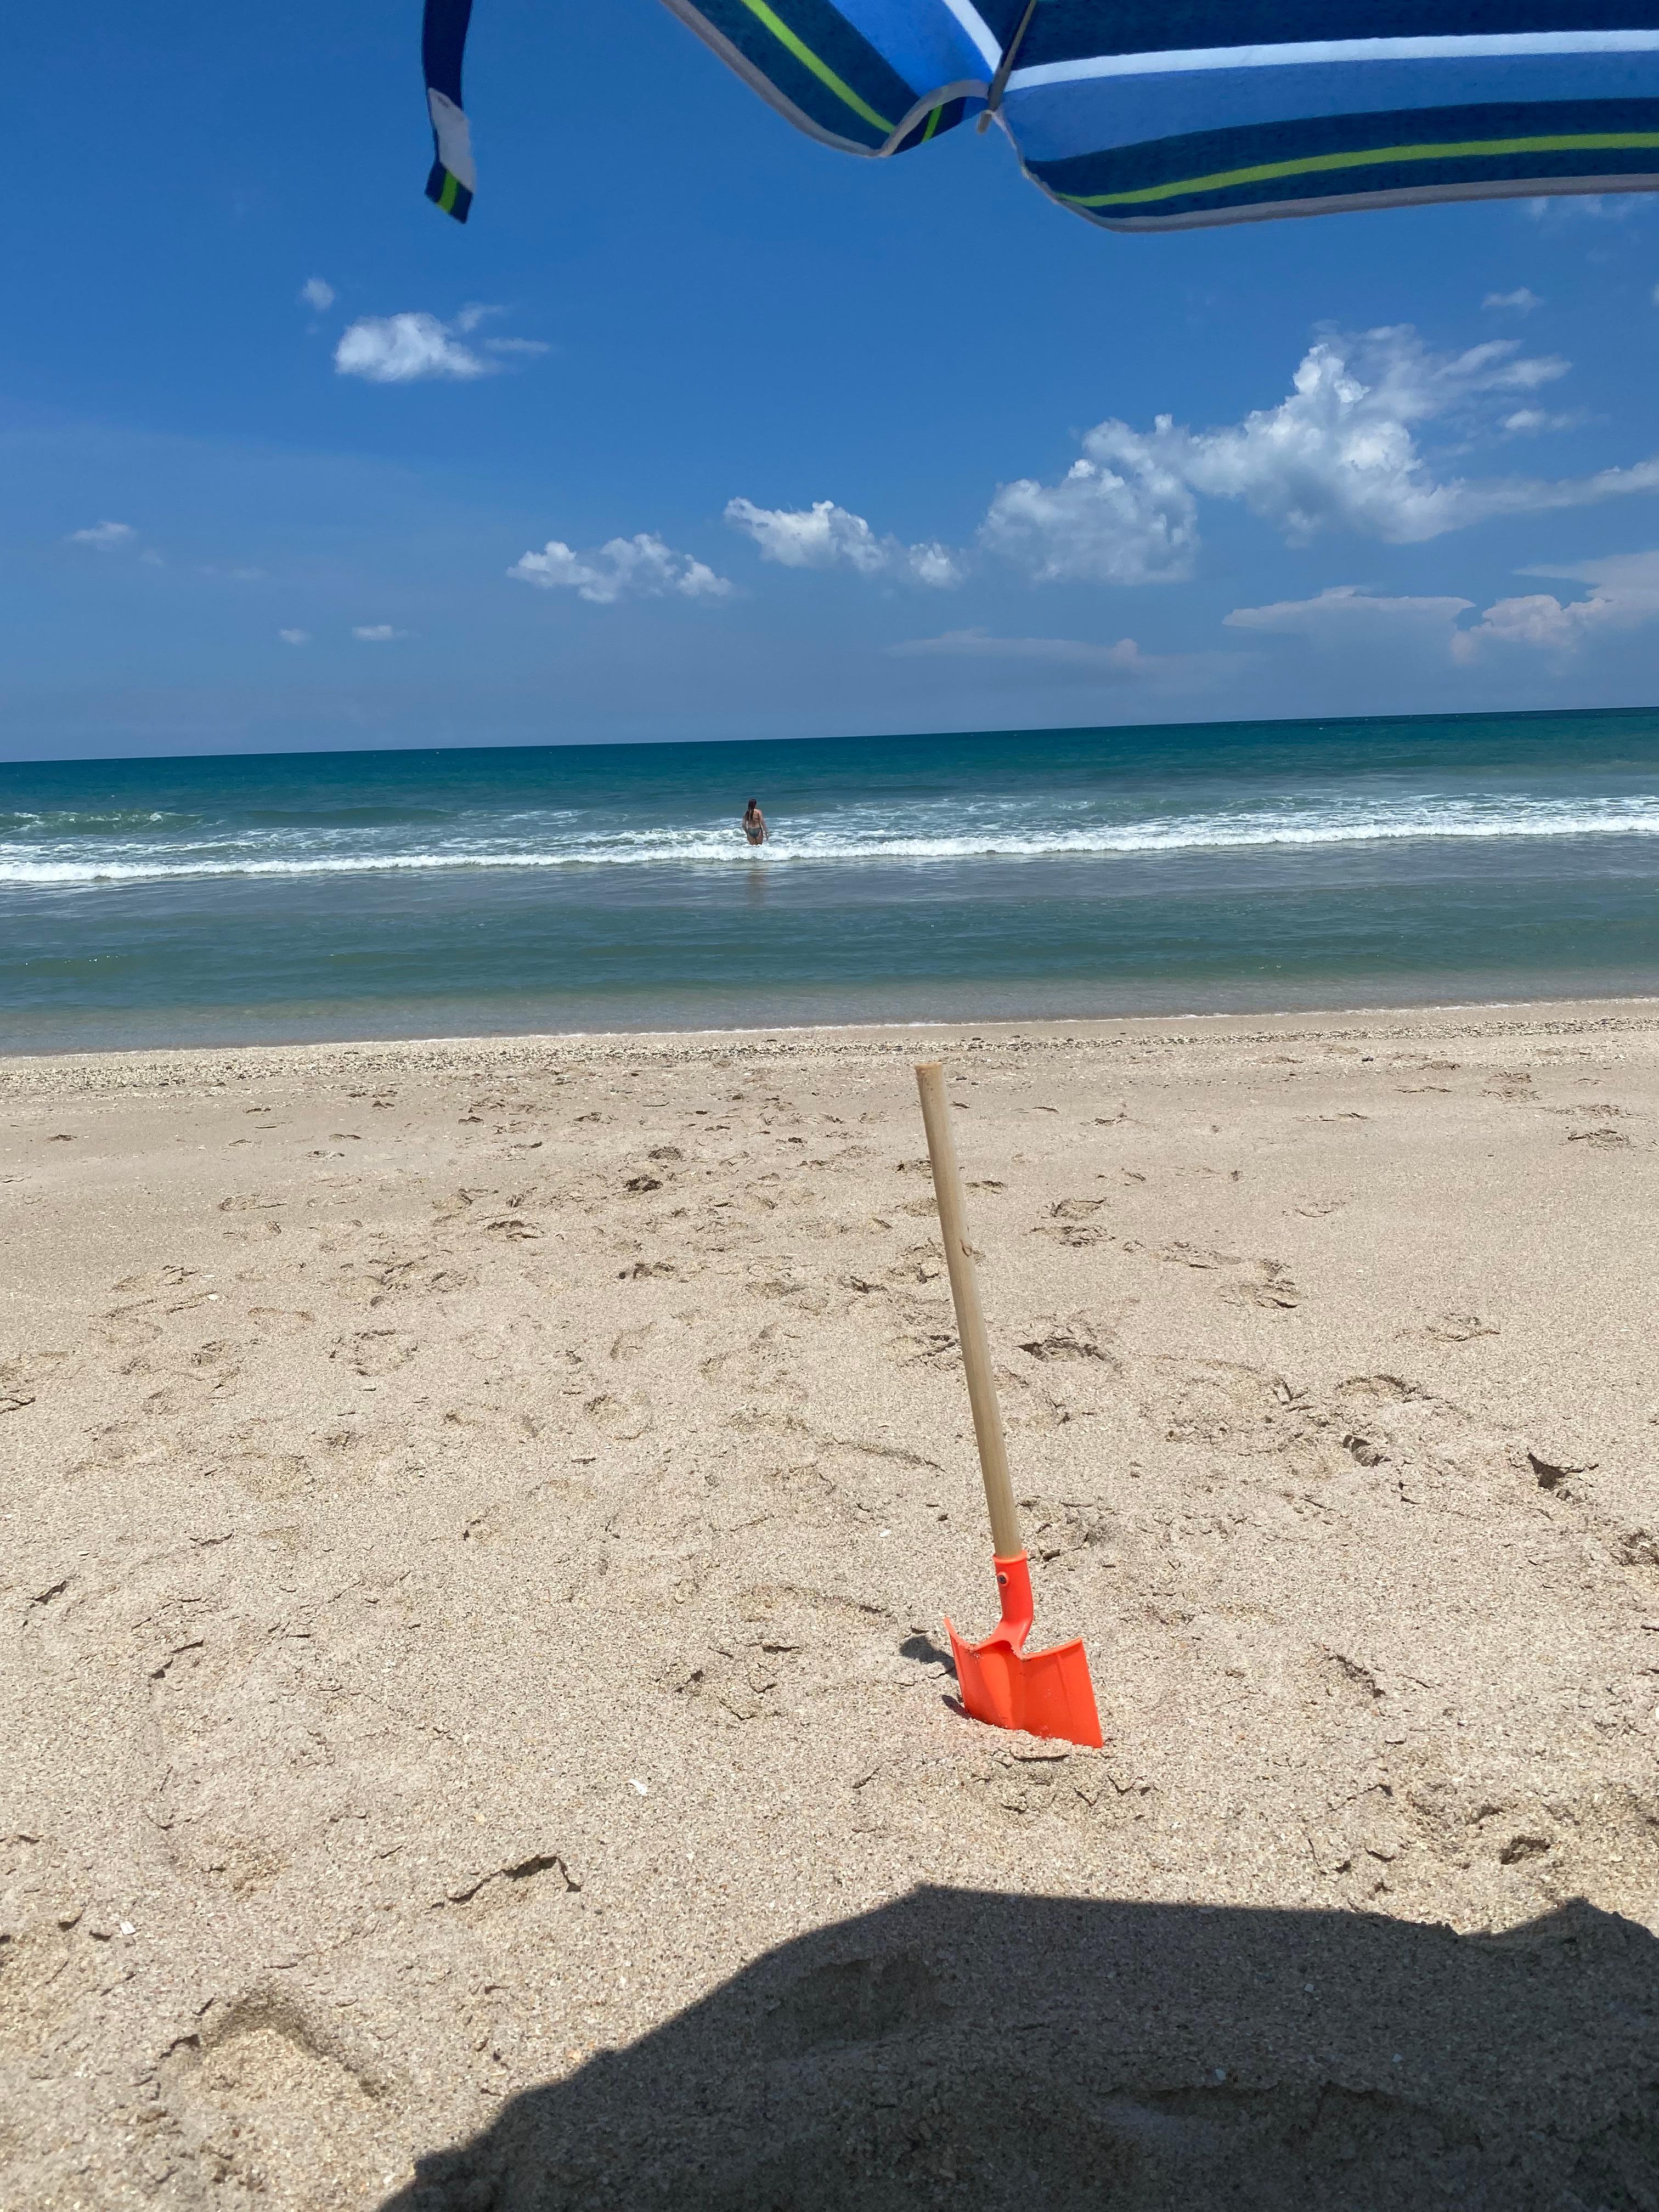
<box><xmin>915</xmin><ymin>1062</ymin><xmax>1021</xmax><ymax>1560</ymax></box>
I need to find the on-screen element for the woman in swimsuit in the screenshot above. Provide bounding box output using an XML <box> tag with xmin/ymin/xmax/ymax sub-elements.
<box><xmin>742</xmin><ymin>799</ymin><xmax>768</xmax><ymax>846</ymax></box>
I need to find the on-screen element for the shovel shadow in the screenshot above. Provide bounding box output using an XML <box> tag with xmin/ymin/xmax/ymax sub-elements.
<box><xmin>381</xmin><ymin>1884</ymin><xmax>1659</xmax><ymax>2209</ymax></box>
<box><xmin>897</xmin><ymin>1631</ymin><xmax>968</xmax><ymax>1719</ymax></box>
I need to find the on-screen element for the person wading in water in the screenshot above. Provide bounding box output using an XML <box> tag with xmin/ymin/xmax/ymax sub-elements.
<box><xmin>742</xmin><ymin>798</ymin><xmax>769</xmax><ymax>846</ymax></box>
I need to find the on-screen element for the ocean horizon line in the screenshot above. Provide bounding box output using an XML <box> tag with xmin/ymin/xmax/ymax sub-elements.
<box><xmin>4</xmin><ymin>695</ymin><xmax>1659</xmax><ymax>780</ymax></box>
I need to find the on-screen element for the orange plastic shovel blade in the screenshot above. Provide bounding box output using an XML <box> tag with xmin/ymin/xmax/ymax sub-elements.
<box><xmin>947</xmin><ymin>1621</ymin><xmax>1104</xmax><ymax>1748</ymax></box>
<box><xmin>945</xmin><ymin>1551</ymin><xmax>1103</xmax><ymax>1749</ymax></box>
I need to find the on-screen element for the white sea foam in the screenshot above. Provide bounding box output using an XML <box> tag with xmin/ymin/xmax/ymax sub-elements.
<box><xmin>5</xmin><ymin>792</ymin><xmax>1659</xmax><ymax>885</ymax></box>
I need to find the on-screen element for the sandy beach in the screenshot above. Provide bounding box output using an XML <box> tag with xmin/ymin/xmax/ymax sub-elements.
<box><xmin>5</xmin><ymin>1000</ymin><xmax>1659</xmax><ymax>2208</ymax></box>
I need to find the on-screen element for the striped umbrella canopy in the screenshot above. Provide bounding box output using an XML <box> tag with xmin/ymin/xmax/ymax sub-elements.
<box><xmin>421</xmin><ymin>0</ymin><xmax>1659</xmax><ymax>232</ymax></box>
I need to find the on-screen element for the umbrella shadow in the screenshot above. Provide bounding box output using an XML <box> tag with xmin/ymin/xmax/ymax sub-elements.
<box><xmin>382</xmin><ymin>1884</ymin><xmax>1659</xmax><ymax>2209</ymax></box>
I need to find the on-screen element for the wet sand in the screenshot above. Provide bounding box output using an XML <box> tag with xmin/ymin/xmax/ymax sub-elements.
<box><xmin>4</xmin><ymin>1002</ymin><xmax>1659</xmax><ymax>2207</ymax></box>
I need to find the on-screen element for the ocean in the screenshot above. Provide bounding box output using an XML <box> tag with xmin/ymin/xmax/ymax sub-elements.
<box><xmin>5</xmin><ymin>708</ymin><xmax>1659</xmax><ymax>1050</ymax></box>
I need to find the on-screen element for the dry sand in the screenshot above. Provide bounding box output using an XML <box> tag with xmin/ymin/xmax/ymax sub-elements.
<box><xmin>4</xmin><ymin>1002</ymin><xmax>1659</xmax><ymax>2208</ymax></box>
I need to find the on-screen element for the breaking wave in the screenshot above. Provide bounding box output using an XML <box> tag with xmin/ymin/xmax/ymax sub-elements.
<box><xmin>7</xmin><ymin>790</ymin><xmax>1659</xmax><ymax>887</ymax></box>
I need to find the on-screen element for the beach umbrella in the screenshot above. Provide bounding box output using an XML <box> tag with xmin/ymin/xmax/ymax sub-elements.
<box><xmin>915</xmin><ymin>1062</ymin><xmax>1103</xmax><ymax>1750</ymax></box>
<box><xmin>421</xmin><ymin>0</ymin><xmax>1659</xmax><ymax>233</ymax></box>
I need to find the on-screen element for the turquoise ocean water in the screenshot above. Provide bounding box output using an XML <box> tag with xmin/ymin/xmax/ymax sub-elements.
<box><xmin>5</xmin><ymin>708</ymin><xmax>1659</xmax><ymax>1049</ymax></box>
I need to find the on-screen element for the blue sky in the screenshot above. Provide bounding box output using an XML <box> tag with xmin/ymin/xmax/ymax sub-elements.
<box><xmin>7</xmin><ymin>0</ymin><xmax>1659</xmax><ymax>760</ymax></box>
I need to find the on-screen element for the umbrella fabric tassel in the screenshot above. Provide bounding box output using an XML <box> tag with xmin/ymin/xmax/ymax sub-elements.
<box><xmin>947</xmin><ymin>1550</ymin><xmax>1103</xmax><ymax>1748</ymax></box>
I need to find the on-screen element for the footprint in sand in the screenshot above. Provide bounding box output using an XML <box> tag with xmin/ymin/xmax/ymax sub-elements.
<box><xmin>1033</xmin><ymin>1196</ymin><xmax>1111</xmax><ymax>1248</ymax></box>
<box><xmin>1</xmin><ymin>1350</ymin><xmax>72</xmax><ymax>1413</ymax></box>
<box><xmin>1160</xmin><ymin>1360</ymin><xmax>1301</xmax><ymax>1453</ymax></box>
<box><xmin>1220</xmin><ymin>1261</ymin><xmax>1299</xmax><ymax>1311</ymax></box>
<box><xmin>140</xmin><ymin>1378</ymin><xmax>221</xmax><ymax>1419</ymax></box>
<box><xmin>1310</xmin><ymin>1648</ymin><xmax>1386</xmax><ymax>1706</ymax></box>
<box><xmin>1159</xmin><ymin>1240</ymin><xmax>1235</xmax><ymax>1270</ymax></box>
<box><xmin>111</xmin><ymin>1265</ymin><xmax>200</xmax><ymax>1295</ymax></box>
<box><xmin>1305</xmin><ymin>1785</ymin><xmax>1406</xmax><ymax>1885</ymax></box>
<box><xmin>337</xmin><ymin>1248</ymin><xmax>475</xmax><ymax>1306</ymax></box>
<box><xmin>1333</xmin><ymin>1373</ymin><xmax>1423</xmax><ymax>1408</ymax></box>
<box><xmin>160</xmin><ymin>1995</ymin><xmax>387</xmax><ymax>2206</ymax></box>
<box><xmin>246</xmin><ymin>1307</ymin><xmax>314</xmax><ymax>1340</ymax></box>
<box><xmin>330</xmin><ymin>1329</ymin><xmax>419</xmax><ymax>1376</ymax></box>
<box><xmin>1402</xmin><ymin>1311</ymin><xmax>1498</xmax><ymax>1345</ymax></box>
<box><xmin>883</xmin><ymin>1242</ymin><xmax>944</xmax><ymax>1286</ymax></box>
<box><xmin>1527</xmin><ymin>1449</ymin><xmax>1596</xmax><ymax>1494</ymax></box>
<box><xmin>95</xmin><ymin>1304</ymin><xmax>166</xmax><ymax>1349</ymax></box>
<box><xmin>885</xmin><ymin>1324</ymin><xmax>959</xmax><ymax>1369</ymax></box>
<box><xmin>610</xmin><ymin>1321</ymin><xmax>659</xmax><ymax>1362</ymax></box>
<box><xmin>1158</xmin><ymin>1244</ymin><xmax>1300</xmax><ymax>1308</ymax></box>
<box><xmin>221</xmin><ymin>1451</ymin><xmax>312</xmax><ymax>1504</ymax></box>
<box><xmin>75</xmin><ymin>1420</ymin><xmax>180</xmax><ymax>1474</ymax></box>
<box><xmin>584</xmin><ymin>1390</ymin><xmax>653</xmax><ymax>1440</ymax></box>
<box><xmin>1015</xmin><ymin>1313</ymin><xmax>1121</xmax><ymax>1370</ymax></box>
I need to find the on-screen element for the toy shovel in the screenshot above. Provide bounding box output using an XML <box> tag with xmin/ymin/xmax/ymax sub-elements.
<box><xmin>915</xmin><ymin>1061</ymin><xmax>1103</xmax><ymax>1749</ymax></box>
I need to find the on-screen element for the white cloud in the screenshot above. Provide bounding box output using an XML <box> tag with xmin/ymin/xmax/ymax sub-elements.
<box><xmin>1454</xmin><ymin>594</ymin><xmax>1588</xmax><ymax>653</ymax></box>
<box><xmin>299</xmin><ymin>276</ymin><xmax>335</xmax><ymax>312</ymax></box>
<box><xmin>335</xmin><ymin>312</ymin><xmax>493</xmax><ymax>383</ymax></box>
<box><xmin>278</xmin><ymin>628</ymin><xmax>311</xmax><ymax>645</ymax></box>
<box><xmin>891</xmin><ymin>628</ymin><xmax>1150</xmax><ymax>670</ymax></box>
<box><xmin>352</xmin><ymin>624</ymin><xmax>407</xmax><ymax>641</ymax></box>
<box><xmin>709</xmin><ymin>329</ymin><xmax>1659</xmax><ymax>601</ymax></box>
<box><xmin>332</xmin><ymin>308</ymin><xmax>549</xmax><ymax>382</ymax></box>
<box><xmin>726</xmin><ymin>498</ymin><xmax>886</xmax><ymax>574</ymax></box>
<box><xmin>509</xmin><ymin>533</ymin><xmax>732</xmax><ymax>606</ymax></box>
<box><xmin>1226</xmin><ymin>585</ymin><xmax>1475</xmax><ymax>645</ymax></box>
<box><xmin>69</xmin><ymin>520</ymin><xmax>136</xmax><ymax>549</ymax></box>
<box><xmin>724</xmin><ymin>498</ymin><xmax>962</xmax><ymax>586</ymax></box>
<box><xmin>1483</xmin><ymin>287</ymin><xmax>1542</xmax><ymax>312</ymax></box>
<box><xmin>1453</xmin><ymin>550</ymin><xmax>1659</xmax><ymax>659</ymax></box>
<box><xmin>890</xmin><ymin>625</ymin><xmax>1227</xmax><ymax>690</ymax></box>
<box><xmin>902</xmin><ymin>542</ymin><xmax>961</xmax><ymax>586</ymax></box>
<box><xmin>980</xmin><ymin>452</ymin><xmax>1199</xmax><ymax>585</ymax></box>
<box><xmin>980</xmin><ymin>328</ymin><xmax>1659</xmax><ymax>585</ymax></box>
<box><xmin>1223</xmin><ymin>554</ymin><xmax>1659</xmax><ymax>665</ymax></box>
<box><xmin>1526</xmin><ymin>194</ymin><xmax>1641</xmax><ymax>223</ymax></box>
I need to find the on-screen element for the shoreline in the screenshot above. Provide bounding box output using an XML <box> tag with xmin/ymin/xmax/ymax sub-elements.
<box><xmin>5</xmin><ymin>991</ymin><xmax>1659</xmax><ymax>1094</ymax></box>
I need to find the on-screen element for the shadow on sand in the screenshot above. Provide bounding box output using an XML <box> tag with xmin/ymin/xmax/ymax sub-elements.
<box><xmin>384</xmin><ymin>1884</ymin><xmax>1659</xmax><ymax>2210</ymax></box>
